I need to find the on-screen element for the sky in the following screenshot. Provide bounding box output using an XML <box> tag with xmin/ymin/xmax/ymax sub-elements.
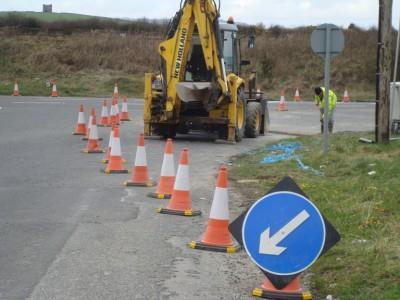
<box><xmin>0</xmin><ymin>0</ymin><xmax>399</xmax><ymax>29</ymax></box>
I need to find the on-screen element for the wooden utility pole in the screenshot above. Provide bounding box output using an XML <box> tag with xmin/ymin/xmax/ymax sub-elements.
<box><xmin>377</xmin><ymin>0</ymin><xmax>393</xmax><ymax>143</ymax></box>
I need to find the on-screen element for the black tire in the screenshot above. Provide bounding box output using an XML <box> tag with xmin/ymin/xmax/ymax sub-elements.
<box><xmin>152</xmin><ymin>124</ymin><xmax>177</xmax><ymax>139</ymax></box>
<box><xmin>245</xmin><ymin>102</ymin><xmax>262</xmax><ymax>138</ymax></box>
<box><xmin>235</xmin><ymin>89</ymin><xmax>246</xmax><ymax>142</ymax></box>
<box><xmin>162</xmin><ymin>126</ymin><xmax>177</xmax><ymax>139</ymax></box>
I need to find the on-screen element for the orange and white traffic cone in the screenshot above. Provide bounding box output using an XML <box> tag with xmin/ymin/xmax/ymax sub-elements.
<box><xmin>124</xmin><ymin>133</ymin><xmax>156</xmax><ymax>187</ymax></box>
<box><xmin>82</xmin><ymin>115</ymin><xmax>104</xmax><ymax>154</ymax></box>
<box><xmin>99</xmin><ymin>100</ymin><xmax>110</xmax><ymax>127</ymax></box>
<box><xmin>101</xmin><ymin>125</ymin><xmax>115</xmax><ymax>164</ymax></box>
<box><xmin>148</xmin><ymin>139</ymin><xmax>175</xmax><ymax>199</ymax></box>
<box><xmin>82</xmin><ymin>108</ymin><xmax>94</xmax><ymax>141</ymax></box>
<box><xmin>113</xmin><ymin>82</ymin><xmax>119</xmax><ymax>98</ymax></box>
<box><xmin>253</xmin><ymin>277</ymin><xmax>311</xmax><ymax>299</ymax></box>
<box><xmin>343</xmin><ymin>89</ymin><xmax>350</xmax><ymax>103</ymax></box>
<box><xmin>278</xmin><ymin>90</ymin><xmax>288</xmax><ymax>111</ymax></box>
<box><xmin>12</xmin><ymin>81</ymin><xmax>20</xmax><ymax>96</ymax></box>
<box><xmin>114</xmin><ymin>97</ymin><xmax>121</xmax><ymax>125</ymax></box>
<box><xmin>51</xmin><ymin>81</ymin><xmax>59</xmax><ymax>97</ymax></box>
<box><xmin>109</xmin><ymin>99</ymin><xmax>117</xmax><ymax>126</ymax></box>
<box><xmin>189</xmin><ymin>165</ymin><xmax>240</xmax><ymax>253</ymax></box>
<box><xmin>158</xmin><ymin>149</ymin><xmax>201</xmax><ymax>217</ymax></box>
<box><xmin>73</xmin><ymin>104</ymin><xmax>87</xmax><ymax>136</ymax></box>
<box><xmin>120</xmin><ymin>97</ymin><xmax>131</xmax><ymax>121</ymax></box>
<box><xmin>83</xmin><ymin>108</ymin><xmax>102</xmax><ymax>141</ymax></box>
<box><xmin>294</xmin><ymin>88</ymin><xmax>301</xmax><ymax>102</ymax></box>
<box><xmin>103</xmin><ymin>127</ymin><xmax>128</xmax><ymax>174</ymax></box>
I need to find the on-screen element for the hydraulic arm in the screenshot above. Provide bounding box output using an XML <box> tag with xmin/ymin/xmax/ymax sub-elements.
<box><xmin>158</xmin><ymin>0</ymin><xmax>228</xmax><ymax>119</ymax></box>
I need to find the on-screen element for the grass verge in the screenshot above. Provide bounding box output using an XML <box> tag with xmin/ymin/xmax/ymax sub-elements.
<box><xmin>230</xmin><ymin>133</ymin><xmax>400</xmax><ymax>299</ymax></box>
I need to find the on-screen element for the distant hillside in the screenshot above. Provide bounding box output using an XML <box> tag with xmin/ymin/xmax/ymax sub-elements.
<box><xmin>0</xmin><ymin>14</ymin><xmax>381</xmax><ymax>100</ymax></box>
<box><xmin>0</xmin><ymin>11</ymin><xmax>117</xmax><ymax>22</ymax></box>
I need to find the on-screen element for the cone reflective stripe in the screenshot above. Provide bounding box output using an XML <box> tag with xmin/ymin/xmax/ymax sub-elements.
<box><xmin>120</xmin><ymin>97</ymin><xmax>131</xmax><ymax>121</ymax></box>
<box><xmin>294</xmin><ymin>88</ymin><xmax>301</xmax><ymax>102</ymax></box>
<box><xmin>124</xmin><ymin>134</ymin><xmax>156</xmax><ymax>187</ymax></box>
<box><xmin>102</xmin><ymin>126</ymin><xmax>115</xmax><ymax>163</ymax></box>
<box><xmin>99</xmin><ymin>100</ymin><xmax>110</xmax><ymax>127</ymax></box>
<box><xmin>82</xmin><ymin>115</ymin><xmax>104</xmax><ymax>154</ymax></box>
<box><xmin>12</xmin><ymin>81</ymin><xmax>20</xmax><ymax>96</ymax></box>
<box><xmin>73</xmin><ymin>104</ymin><xmax>87</xmax><ymax>135</ymax></box>
<box><xmin>148</xmin><ymin>139</ymin><xmax>175</xmax><ymax>199</ymax></box>
<box><xmin>253</xmin><ymin>277</ymin><xmax>312</xmax><ymax>299</ymax></box>
<box><xmin>113</xmin><ymin>83</ymin><xmax>119</xmax><ymax>98</ymax></box>
<box><xmin>158</xmin><ymin>149</ymin><xmax>200</xmax><ymax>217</ymax></box>
<box><xmin>278</xmin><ymin>90</ymin><xmax>288</xmax><ymax>111</ymax></box>
<box><xmin>103</xmin><ymin>127</ymin><xmax>128</xmax><ymax>174</ymax></box>
<box><xmin>188</xmin><ymin>166</ymin><xmax>240</xmax><ymax>253</ymax></box>
<box><xmin>343</xmin><ymin>89</ymin><xmax>350</xmax><ymax>103</ymax></box>
<box><xmin>51</xmin><ymin>82</ymin><xmax>59</xmax><ymax>97</ymax></box>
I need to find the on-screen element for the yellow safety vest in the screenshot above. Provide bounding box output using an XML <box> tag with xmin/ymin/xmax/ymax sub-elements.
<box><xmin>314</xmin><ymin>87</ymin><xmax>337</xmax><ymax>111</ymax></box>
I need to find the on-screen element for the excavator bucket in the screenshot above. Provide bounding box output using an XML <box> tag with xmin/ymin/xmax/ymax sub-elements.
<box><xmin>176</xmin><ymin>82</ymin><xmax>212</xmax><ymax>103</ymax></box>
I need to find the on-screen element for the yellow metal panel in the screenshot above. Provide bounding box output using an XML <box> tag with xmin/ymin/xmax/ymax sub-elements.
<box><xmin>144</xmin><ymin>73</ymin><xmax>153</xmax><ymax>136</ymax></box>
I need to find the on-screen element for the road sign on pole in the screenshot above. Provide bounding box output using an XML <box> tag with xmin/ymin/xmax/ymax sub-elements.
<box><xmin>229</xmin><ymin>177</ymin><xmax>340</xmax><ymax>292</ymax></box>
<box><xmin>311</xmin><ymin>24</ymin><xmax>345</xmax><ymax>154</ymax></box>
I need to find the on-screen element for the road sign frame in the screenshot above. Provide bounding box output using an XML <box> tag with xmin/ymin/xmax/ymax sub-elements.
<box><xmin>242</xmin><ymin>191</ymin><xmax>326</xmax><ymax>276</ymax></box>
<box><xmin>229</xmin><ymin>176</ymin><xmax>341</xmax><ymax>290</ymax></box>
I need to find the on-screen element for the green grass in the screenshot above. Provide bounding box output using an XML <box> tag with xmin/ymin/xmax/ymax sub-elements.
<box><xmin>0</xmin><ymin>72</ymin><xmax>144</xmax><ymax>98</ymax></box>
<box><xmin>230</xmin><ymin>133</ymin><xmax>400</xmax><ymax>299</ymax></box>
<box><xmin>0</xmin><ymin>11</ymin><xmax>110</xmax><ymax>22</ymax></box>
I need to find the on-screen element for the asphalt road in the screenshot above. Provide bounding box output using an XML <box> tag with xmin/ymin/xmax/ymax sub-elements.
<box><xmin>0</xmin><ymin>96</ymin><xmax>374</xmax><ymax>300</ymax></box>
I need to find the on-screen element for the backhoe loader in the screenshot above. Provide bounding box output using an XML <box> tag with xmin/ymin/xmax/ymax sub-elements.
<box><xmin>143</xmin><ymin>0</ymin><xmax>269</xmax><ymax>143</ymax></box>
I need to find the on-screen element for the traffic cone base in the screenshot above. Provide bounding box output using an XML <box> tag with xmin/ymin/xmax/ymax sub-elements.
<box><xmin>102</xmin><ymin>167</ymin><xmax>129</xmax><ymax>174</ymax></box>
<box><xmin>124</xmin><ymin>179</ymin><xmax>157</xmax><ymax>187</ymax></box>
<box><xmin>82</xmin><ymin>148</ymin><xmax>105</xmax><ymax>154</ymax></box>
<box><xmin>188</xmin><ymin>241</ymin><xmax>240</xmax><ymax>253</ymax></box>
<box><xmin>82</xmin><ymin>137</ymin><xmax>103</xmax><ymax>141</ymax></box>
<box><xmin>252</xmin><ymin>278</ymin><xmax>312</xmax><ymax>300</ymax></box>
<box><xmin>73</xmin><ymin>132</ymin><xmax>86</xmax><ymax>136</ymax></box>
<box><xmin>147</xmin><ymin>192</ymin><xmax>172</xmax><ymax>200</ymax></box>
<box><xmin>157</xmin><ymin>207</ymin><xmax>201</xmax><ymax>217</ymax></box>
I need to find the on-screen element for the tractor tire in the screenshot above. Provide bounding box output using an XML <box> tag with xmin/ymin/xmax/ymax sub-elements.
<box><xmin>245</xmin><ymin>102</ymin><xmax>262</xmax><ymax>138</ymax></box>
<box><xmin>235</xmin><ymin>89</ymin><xmax>246</xmax><ymax>142</ymax></box>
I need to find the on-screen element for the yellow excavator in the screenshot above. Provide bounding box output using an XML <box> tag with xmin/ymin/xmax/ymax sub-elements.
<box><xmin>143</xmin><ymin>0</ymin><xmax>269</xmax><ymax>143</ymax></box>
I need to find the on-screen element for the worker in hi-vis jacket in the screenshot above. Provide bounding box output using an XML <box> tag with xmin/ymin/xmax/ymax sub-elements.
<box><xmin>314</xmin><ymin>87</ymin><xmax>337</xmax><ymax>133</ymax></box>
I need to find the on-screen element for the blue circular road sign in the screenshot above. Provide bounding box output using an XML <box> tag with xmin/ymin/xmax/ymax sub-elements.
<box><xmin>242</xmin><ymin>191</ymin><xmax>326</xmax><ymax>276</ymax></box>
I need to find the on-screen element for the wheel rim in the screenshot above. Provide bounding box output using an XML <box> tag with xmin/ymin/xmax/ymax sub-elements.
<box><xmin>237</xmin><ymin>100</ymin><xmax>245</xmax><ymax>129</ymax></box>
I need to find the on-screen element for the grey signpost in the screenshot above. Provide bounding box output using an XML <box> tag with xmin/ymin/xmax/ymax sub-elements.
<box><xmin>311</xmin><ymin>24</ymin><xmax>345</xmax><ymax>154</ymax></box>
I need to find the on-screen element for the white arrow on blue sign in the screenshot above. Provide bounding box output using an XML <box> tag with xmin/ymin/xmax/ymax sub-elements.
<box><xmin>242</xmin><ymin>191</ymin><xmax>326</xmax><ymax>276</ymax></box>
